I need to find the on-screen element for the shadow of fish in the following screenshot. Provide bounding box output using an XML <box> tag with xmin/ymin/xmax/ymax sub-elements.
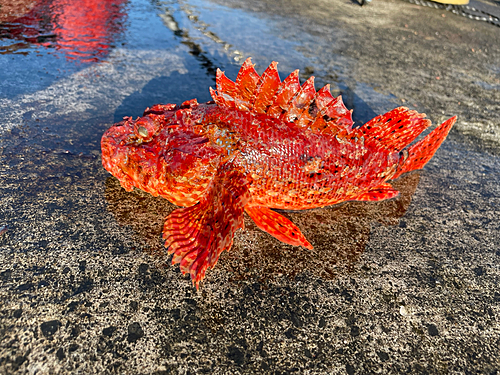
<box><xmin>104</xmin><ymin>172</ymin><xmax>420</xmax><ymax>286</ymax></box>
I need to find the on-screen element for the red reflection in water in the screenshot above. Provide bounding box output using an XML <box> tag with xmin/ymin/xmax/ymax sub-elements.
<box><xmin>0</xmin><ymin>0</ymin><xmax>126</xmax><ymax>62</ymax></box>
<box><xmin>50</xmin><ymin>0</ymin><xmax>126</xmax><ymax>61</ymax></box>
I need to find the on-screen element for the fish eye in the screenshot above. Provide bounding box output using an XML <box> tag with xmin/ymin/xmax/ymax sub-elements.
<box><xmin>137</xmin><ymin>126</ymin><xmax>149</xmax><ymax>138</ymax></box>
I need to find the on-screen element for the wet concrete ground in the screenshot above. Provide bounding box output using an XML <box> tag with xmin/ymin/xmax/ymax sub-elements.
<box><xmin>1</xmin><ymin>0</ymin><xmax>499</xmax><ymax>373</ymax></box>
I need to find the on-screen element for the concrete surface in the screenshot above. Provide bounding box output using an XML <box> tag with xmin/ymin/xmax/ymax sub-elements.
<box><xmin>0</xmin><ymin>0</ymin><xmax>499</xmax><ymax>374</ymax></box>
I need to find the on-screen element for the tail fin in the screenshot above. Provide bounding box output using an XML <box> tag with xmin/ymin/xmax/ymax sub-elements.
<box><xmin>392</xmin><ymin>116</ymin><xmax>456</xmax><ymax>180</ymax></box>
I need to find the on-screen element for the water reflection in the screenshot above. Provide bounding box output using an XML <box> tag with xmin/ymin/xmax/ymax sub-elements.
<box><xmin>0</xmin><ymin>0</ymin><xmax>126</xmax><ymax>62</ymax></box>
<box><xmin>158</xmin><ymin>3</ymin><xmax>219</xmax><ymax>76</ymax></box>
<box><xmin>105</xmin><ymin>172</ymin><xmax>420</xmax><ymax>285</ymax></box>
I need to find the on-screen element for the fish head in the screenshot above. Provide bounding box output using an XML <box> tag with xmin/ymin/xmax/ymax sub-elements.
<box><xmin>101</xmin><ymin>113</ymin><xmax>167</xmax><ymax>190</ymax></box>
<box><xmin>101</xmin><ymin>105</ymin><xmax>220</xmax><ymax>205</ymax></box>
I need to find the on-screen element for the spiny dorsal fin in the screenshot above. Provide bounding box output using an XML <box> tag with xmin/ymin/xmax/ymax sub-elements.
<box><xmin>210</xmin><ymin>57</ymin><xmax>354</xmax><ymax>134</ymax></box>
<box><xmin>235</xmin><ymin>58</ymin><xmax>259</xmax><ymax>111</ymax></box>
<box><xmin>266</xmin><ymin>69</ymin><xmax>301</xmax><ymax>118</ymax></box>
<box><xmin>213</xmin><ymin>69</ymin><xmax>237</xmax><ymax>108</ymax></box>
<box><xmin>253</xmin><ymin>61</ymin><xmax>280</xmax><ymax>113</ymax></box>
<box><xmin>283</xmin><ymin>76</ymin><xmax>316</xmax><ymax>123</ymax></box>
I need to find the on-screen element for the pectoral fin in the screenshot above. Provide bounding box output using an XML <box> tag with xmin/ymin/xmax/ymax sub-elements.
<box><xmin>245</xmin><ymin>206</ymin><xmax>313</xmax><ymax>249</ymax></box>
<box><xmin>352</xmin><ymin>183</ymin><xmax>399</xmax><ymax>202</ymax></box>
<box><xmin>163</xmin><ymin>164</ymin><xmax>251</xmax><ymax>288</ymax></box>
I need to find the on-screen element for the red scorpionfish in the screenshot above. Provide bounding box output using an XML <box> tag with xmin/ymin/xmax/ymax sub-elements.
<box><xmin>102</xmin><ymin>58</ymin><xmax>456</xmax><ymax>288</ymax></box>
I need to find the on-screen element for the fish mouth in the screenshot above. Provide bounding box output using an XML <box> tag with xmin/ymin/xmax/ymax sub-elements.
<box><xmin>101</xmin><ymin>118</ymin><xmax>168</xmax><ymax>194</ymax></box>
<box><xmin>101</xmin><ymin>120</ymin><xmax>134</xmax><ymax>178</ymax></box>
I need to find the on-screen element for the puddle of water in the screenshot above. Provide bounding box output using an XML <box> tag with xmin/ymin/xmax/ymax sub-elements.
<box><xmin>0</xmin><ymin>0</ymin><xmax>127</xmax><ymax>62</ymax></box>
<box><xmin>0</xmin><ymin>0</ymin><xmax>126</xmax><ymax>99</ymax></box>
<box><xmin>1</xmin><ymin>0</ymin><xmax>375</xmax><ymax>131</ymax></box>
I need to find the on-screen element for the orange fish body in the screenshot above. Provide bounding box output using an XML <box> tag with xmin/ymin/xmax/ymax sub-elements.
<box><xmin>101</xmin><ymin>58</ymin><xmax>456</xmax><ymax>287</ymax></box>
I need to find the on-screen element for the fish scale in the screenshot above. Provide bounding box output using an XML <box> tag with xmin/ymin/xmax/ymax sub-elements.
<box><xmin>101</xmin><ymin>57</ymin><xmax>456</xmax><ymax>288</ymax></box>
